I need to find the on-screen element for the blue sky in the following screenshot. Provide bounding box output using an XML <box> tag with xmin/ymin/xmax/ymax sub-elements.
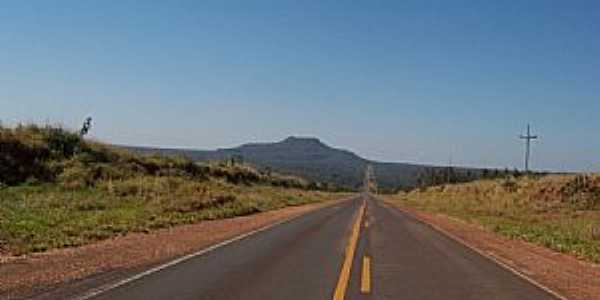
<box><xmin>1</xmin><ymin>1</ymin><xmax>599</xmax><ymax>171</ymax></box>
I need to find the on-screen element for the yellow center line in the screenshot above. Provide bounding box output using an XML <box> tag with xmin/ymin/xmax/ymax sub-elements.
<box><xmin>360</xmin><ymin>256</ymin><xmax>371</xmax><ymax>294</ymax></box>
<box><xmin>333</xmin><ymin>201</ymin><xmax>366</xmax><ymax>300</ymax></box>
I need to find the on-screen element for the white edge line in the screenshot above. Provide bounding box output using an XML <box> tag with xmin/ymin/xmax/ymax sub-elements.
<box><xmin>73</xmin><ymin>199</ymin><xmax>352</xmax><ymax>300</ymax></box>
<box><xmin>378</xmin><ymin>200</ymin><xmax>569</xmax><ymax>300</ymax></box>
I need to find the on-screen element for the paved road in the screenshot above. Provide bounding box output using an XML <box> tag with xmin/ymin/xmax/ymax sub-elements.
<box><xmin>86</xmin><ymin>194</ymin><xmax>556</xmax><ymax>300</ymax></box>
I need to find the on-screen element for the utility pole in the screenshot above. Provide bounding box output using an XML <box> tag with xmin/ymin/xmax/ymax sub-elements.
<box><xmin>447</xmin><ymin>151</ymin><xmax>453</xmax><ymax>183</ymax></box>
<box><xmin>519</xmin><ymin>124</ymin><xmax>538</xmax><ymax>172</ymax></box>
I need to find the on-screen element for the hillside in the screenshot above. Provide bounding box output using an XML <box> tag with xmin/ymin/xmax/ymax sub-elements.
<box><xmin>0</xmin><ymin>124</ymin><xmax>347</xmax><ymax>255</ymax></box>
<box><xmin>127</xmin><ymin>137</ymin><xmax>438</xmax><ymax>190</ymax></box>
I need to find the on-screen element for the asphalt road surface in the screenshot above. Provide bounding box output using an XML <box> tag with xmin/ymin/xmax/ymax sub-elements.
<box><xmin>86</xmin><ymin>194</ymin><xmax>557</xmax><ymax>300</ymax></box>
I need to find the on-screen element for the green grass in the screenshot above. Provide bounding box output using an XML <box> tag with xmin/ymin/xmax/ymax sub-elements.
<box><xmin>386</xmin><ymin>175</ymin><xmax>600</xmax><ymax>263</ymax></box>
<box><xmin>0</xmin><ymin>178</ymin><xmax>346</xmax><ymax>255</ymax></box>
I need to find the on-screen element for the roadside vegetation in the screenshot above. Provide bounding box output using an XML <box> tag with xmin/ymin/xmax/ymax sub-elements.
<box><xmin>386</xmin><ymin>175</ymin><xmax>600</xmax><ymax>263</ymax></box>
<box><xmin>0</xmin><ymin>124</ymin><xmax>348</xmax><ymax>255</ymax></box>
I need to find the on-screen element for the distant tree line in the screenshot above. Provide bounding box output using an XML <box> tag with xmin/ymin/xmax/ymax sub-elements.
<box><xmin>416</xmin><ymin>166</ymin><xmax>546</xmax><ymax>189</ymax></box>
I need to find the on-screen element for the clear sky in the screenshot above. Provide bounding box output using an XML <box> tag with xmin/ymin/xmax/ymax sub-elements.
<box><xmin>1</xmin><ymin>1</ymin><xmax>599</xmax><ymax>171</ymax></box>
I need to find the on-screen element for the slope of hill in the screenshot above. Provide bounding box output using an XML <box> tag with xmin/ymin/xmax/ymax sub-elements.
<box><xmin>127</xmin><ymin>137</ymin><xmax>437</xmax><ymax>190</ymax></box>
<box><xmin>0</xmin><ymin>125</ymin><xmax>346</xmax><ymax>255</ymax></box>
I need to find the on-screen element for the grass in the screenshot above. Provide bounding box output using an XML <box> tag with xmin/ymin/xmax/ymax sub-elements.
<box><xmin>0</xmin><ymin>124</ymin><xmax>349</xmax><ymax>255</ymax></box>
<box><xmin>0</xmin><ymin>179</ymin><xmax>343</xmax><ymax>255</ymax></box>
<box><xmin>386</xmin><ymin>175</ymin><xmax>600</xmax><ymax>263</ymax></box>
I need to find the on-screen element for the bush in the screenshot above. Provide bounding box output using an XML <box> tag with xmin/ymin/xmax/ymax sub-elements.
<box><xmin>44</xmin><ymin>127</ymin><xmax>83</xmax><ymax>159</ymax></box>
<box><xmin>0</xmin><ymin>128</ymin><xmax>53</xmax><ymax>184</ymax></box>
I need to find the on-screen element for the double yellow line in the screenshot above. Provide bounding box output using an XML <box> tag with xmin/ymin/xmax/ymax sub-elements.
<box><xmin>332</xmin><ymin>201</ymin><xmax>370</xmax><ymax>300</ymax></box>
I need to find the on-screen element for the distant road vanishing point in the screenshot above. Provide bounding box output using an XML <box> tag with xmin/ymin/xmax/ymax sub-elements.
<box><xmin>77</xmin><ymin>194</ymin><xmax>558</xmax><ymax>300</ymax></box>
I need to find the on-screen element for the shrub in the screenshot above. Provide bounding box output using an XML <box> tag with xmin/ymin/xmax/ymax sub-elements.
<box><xmin>44</xmin><ymin>127</ymin><xmax>82</xmax><ymax>159</ymax></box>
<box><xmin>0</xmin><ymin>128</ymin><xmax>53</xmax><ymax>184</ymax></box>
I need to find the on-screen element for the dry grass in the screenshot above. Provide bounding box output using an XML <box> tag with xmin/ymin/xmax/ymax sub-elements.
<box><xmin>387</xmin><ymin>175</ymin><xmax>600</xmax><ymax>263</ymax></box>
<box><xmin>0</xmin><ymin>178</ymin><xmax>345</xmax><ymax>255</ymax></box>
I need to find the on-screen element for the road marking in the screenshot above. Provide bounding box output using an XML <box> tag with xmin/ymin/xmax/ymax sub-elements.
<box><xmin>333</xmin><ymin>201</ymin><xmax>366</xmax><ymax>300</ymax></box>
<box><xmin>360</xmin><ymin>256</ymin><xmax>371</xmax><ymax>294</ymax></box>
<box><xmin>73</xmin><ymin>199</ymin><xmax>354</xmax><ymax>300</ymax></box>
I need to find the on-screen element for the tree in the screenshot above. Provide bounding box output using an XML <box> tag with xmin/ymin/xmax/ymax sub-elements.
<box><xmin>513</xmin><ymin>168</ymin><xmax>522</xmax><ymax>177</ymax></box>
<box><xmin>465</xmin><ymin>170</ymin><xmax>473</xmax><ymax>181</ymax></box>
<box><xmin>493</xmin><ymin>169</ymin><xmax>500</xmax><ymax>178</ymax></box>
<box><xmin>80</xmin><ymin>117</ymin><xmax>93</xmax><ymax>137</ymax></box>
<box><xmin>482</xmin><ymin>169</ymin><xmax>490</xmax><ymax>178</ymax></box>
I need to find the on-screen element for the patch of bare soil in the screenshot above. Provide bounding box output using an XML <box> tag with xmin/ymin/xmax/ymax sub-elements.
<box><xmin>0</xmin><ymin>198</ymin><xmax>349</xmax><ymax>300</ymax></box>
<box><xmin>384</xmin><ymin>200</ymin><xmax>600</xmax><ymax>300</ymax></box>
